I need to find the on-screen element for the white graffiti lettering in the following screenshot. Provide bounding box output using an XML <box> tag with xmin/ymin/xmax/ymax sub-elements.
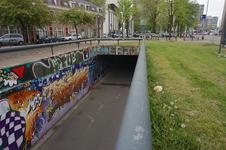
<box><xmin>26</xmin><ymin>93</ymin><xmax>43</xmax><ymax>114</ymax></box>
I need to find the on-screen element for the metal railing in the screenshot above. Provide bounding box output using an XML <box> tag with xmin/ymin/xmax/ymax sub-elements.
<box><xmin>115</xmin><ymin>39</ymin><xmax>153</xmax><ymax>150</ymax></box>
<box><xmin>0</xmin><ymin>38</ymin><xmax>142</xmax><ymax>55</ymax></box>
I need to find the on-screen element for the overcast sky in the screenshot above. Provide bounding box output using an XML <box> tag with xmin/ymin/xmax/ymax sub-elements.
<box><xmin>197</xmin><ymin>0</ymin><xmax>225</xmax><ymax>26</ymax></box>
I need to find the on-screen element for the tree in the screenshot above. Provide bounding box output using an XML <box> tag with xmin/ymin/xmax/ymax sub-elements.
<box><xmin>57</xmin><ymin>7</ymin><xmax>95</xmax><ymax>40</ymax></box>
<box><xmin>115</xmin><ymin>0</ymin><xmax>135</xmax><ymax>38</ymax></box>
<box><xmin>140</xmin><ymin>0</ymin><xmax>159</xmax><ymax>33</ymax></box>
<box><xmin>0</xmin><ymin>0</ymin><xmax>54</xmax><ymax>44</ymax></box>
<box><xmin>133</xmin><ymin>4</ymin><xmax>141</xmax><ymax>33</ymax></box>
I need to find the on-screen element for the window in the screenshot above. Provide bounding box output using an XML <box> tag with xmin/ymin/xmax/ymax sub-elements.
<box><xmin>72</xmin><ymin>3</ymin><xmax>75</xmax><ymax>7</ymax></box>
<box><xmin>4</xmin><ymin>35</ymin><xmax>10</xmax><ymax>38</ymax></box>
<box><xmin>47</xmin><ymin>0</ymin><xmax>53</xmax><ymax>5</ymax></box>
<box><xmin>36</xmin><ymin>27</ymin><xmax>47</xmax><ymax>37</ymax></box>
<box><xmin>5</xmin><ymin>26</ymin><xmax>20</xmax><ymax>34</ymax></box>
<box><xmin>63</xmin><ymin>2</ymin><xmax>68</xmax><ymax>7</ymax></box>
<box><xmin>86</xmin><ymin>6</ymin><xmax>89</xmax><ymax>10</ymax></box>
<box><xmin>81</xmin><ymin>28</ymin><xmax>85</xmax><ymax>38</ymax></box>
<box><xmin>70</xmin><ymin>27</ymin><xmax>76</xmax><ymax>33</ymax></box>
<box><xmin>56</xmin><ymin>0</ymin><xmax>60</xmax><ymax>6</ymax></box>
<box><xmin>55</xmin><ymin>27</ymin><xmax>64</xmax><ymax>38</ymax></box>
<box><xmin>94</xmin><ymin>29</ymin><xmax>97</xmax><ymax>37</ymax></box>
<box><xmin>11</xmin><ymin>35</ymin><xmax>22</xmax><ymax>38</ymax></box>
<box><xmin>99</xmin><ymin>9</ymin><xmax>102</xmax><ymax>13</ymax></box>
<box><xmin>91</xmin><ymin>7</ymin><xmax>95</xmax><ymax>11</ymax></box>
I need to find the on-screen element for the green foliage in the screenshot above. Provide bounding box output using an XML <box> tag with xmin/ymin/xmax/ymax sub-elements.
<box><xmin>133</xmin><ymin>4</ymin><xmax>141</xmax><ymax>32</ymax></box>
<box><xmin>115</xmin><ymin>0</ymin><xmax>135</xmax><ymax>37</ymax></box>
<box><xmin>56</xmin><ymin>7</ymin><xmax>95</xmax><ymax>39</ymax></box>
<box><xmin>140</xmin><ymin>0</ymin><xmax>159</xmax><ymax>33</ymax></box>
<box><xmin>0</xmin><ymin>0</ymin><xmax>54</xmax><ymax>43</ymax></box>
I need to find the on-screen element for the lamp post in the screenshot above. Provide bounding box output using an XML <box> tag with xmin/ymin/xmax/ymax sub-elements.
<box><xmin>202</xmin><ymin>0</ymin><xmax>209</xmax><ymax>40</ymax></box>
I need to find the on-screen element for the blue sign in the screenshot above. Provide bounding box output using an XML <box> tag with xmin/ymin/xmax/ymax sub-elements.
<box><xmin>110</xmin><ymin>24</ymin><xmax>112</xmax><ymax>28</ymax></box>
<box><xmin>200</xmin><ymin>15</ymin><xmax>206</xmax><ymax>21</ymax></box>
<box><xmin>142</xmin><ymin>26</ymin><xmax>145</xmax><ymax>29</ymax></box>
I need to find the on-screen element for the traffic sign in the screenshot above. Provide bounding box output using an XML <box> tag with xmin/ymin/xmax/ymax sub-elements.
<box><xmin>200</xmin><ymin>15</ymin><xmax>206</xmax><ymax>21</ymax></box>
<box><xmin>142</xmin><ymin>26</ymin><xmax>145</xmax><ymax>29</ymax></box>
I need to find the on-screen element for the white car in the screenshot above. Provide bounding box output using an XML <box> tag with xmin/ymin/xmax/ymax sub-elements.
<box><xmin>62</xmin><ymin>33</ymin><xmax>82</xmax><ymax>41</ymax></box>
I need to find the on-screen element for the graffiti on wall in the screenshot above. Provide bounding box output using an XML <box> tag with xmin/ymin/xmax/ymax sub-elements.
<box><xmin>0</xmin><ymin>66</ymin><xmax>25</xmax><ymax>90</ymax></box>
<box><xmin>0</xmin><ymin>45</ymin><xmax>139</xmax><ymax>149</ymax></box>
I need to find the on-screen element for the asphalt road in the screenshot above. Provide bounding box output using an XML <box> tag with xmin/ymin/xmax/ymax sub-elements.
<box><xmin>31</xmin><ymin>55</ymin><xmax>138</xmax><ymax>150</ymax></box>
<box><xmin>0</xmin><ymin>40</ymin><xmax>132</xmax><ymax>69</ymax></box>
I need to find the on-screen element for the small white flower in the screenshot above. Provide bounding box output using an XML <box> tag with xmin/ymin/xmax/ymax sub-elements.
<box><xmin>186</xmin><ymin>119</ymin><xmax>189</xmax><ymax>122</ymax></box>
<box><xmin>174</xmin><ymin>106</ymin><xmax>178</xmax><ymax>109</ymax></box>
<box><xmin>168</xmin><ymin>106</ymin><xmax>171</xmax><ymax>109</ymax></box>
<box><xmin>174</xmin><ymin>112</ymin><xmax>177</xmax><ymax>114</ymax></box>
<box><xmin>164</xmin><ymin>104</ymin><xmax>167</xmax><ymax>107</ymax></box>
<box><xmin>181</xmin><ymin>124</ymin><xmax>186</xmax><ymax>128</ymax></box>
<box><xmin>170</xmin><ymin>102</ymin><xmax>174</xmax><ymax>105</ymax></box>
<box><xmin>171</xmin><ymin>114</ymin><xmax>174</xmax><ymax>117</ymax></box>
<box><xmin>154</xmin><ymin>86</ymin><xmax>162</xmax><ymax>92</ymax></box>
<box><xmin>170</xmin><ymin>128</ymin><xmax>173</xmax><ymax>131</ymax></box>
<box><xmin>175</xmin><ymin>100</ymin><xmax>177</xmax><ymax>102</ymax></box>
<box><xmin>162</xmin><ymin>91</ymin><xmax>164</xmax><ymax>94</ymax></box>
<box><xmin>156</xmin><ymin>82</ymin><xmax>158</xmax><ymax>84</ymax></box>
<box><xmin>197</xmin><ymin>137</ymin><xmax>201</xmax><ymax>142</ymax></box>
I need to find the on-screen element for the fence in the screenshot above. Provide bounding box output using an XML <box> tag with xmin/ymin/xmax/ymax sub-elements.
<box><xmin>115</xmin><ymin>39</ymin><xmax>153</xmax><ymax>150</ymax></box>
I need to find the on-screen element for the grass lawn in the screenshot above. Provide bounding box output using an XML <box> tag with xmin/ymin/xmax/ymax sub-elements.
<box><xmin>118</xmin><ymin>41</ymin><xmax>226</xmax><ymax>149</ymax></box>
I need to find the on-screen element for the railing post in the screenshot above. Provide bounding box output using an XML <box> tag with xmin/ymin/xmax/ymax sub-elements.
<box><xmin>51</xmin><ymin>46</ymin><xmax>53</xmax><ymax>55</ymax></box>
<box><xmin>139</xmin><ymin>40</ymin><xmax>140</xmax><ymax>45</ymax></box>
<box><xmin>118</xmin><ymin>40</ymin><xmax>119</xmax><ymax>45</ymax></box>
<box><xmin>78</xmin><ymin>43</ymin><xmax>79</xmax><ymax>49</ymax></box>
<box><xmin>90</xmin><ymin>40</ymin><xmax>92</xmax><ymax>46</ymax></box>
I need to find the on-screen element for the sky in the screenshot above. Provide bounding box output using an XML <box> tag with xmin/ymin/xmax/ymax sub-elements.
<box><xmin>197</xmin><ymin>0</ymin><xmax>225</xmax><ymax>26</ymax></box>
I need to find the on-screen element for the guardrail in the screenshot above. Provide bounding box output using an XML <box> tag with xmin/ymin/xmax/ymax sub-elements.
<box><xmin>0</xmin><ymin>38</ymin><xmax>142</xmax><ymax>55</ymax></box>
<box><xmin>115</xmin><ymin>39</ymin><xmax>153</xmax><ymax>150</ymax></box>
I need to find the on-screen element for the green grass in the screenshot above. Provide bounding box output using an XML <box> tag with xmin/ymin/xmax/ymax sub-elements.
<box><xmin>119</xmin><ymin>40</ymin><xmax>226</xmax><ymax>149</ymax></box>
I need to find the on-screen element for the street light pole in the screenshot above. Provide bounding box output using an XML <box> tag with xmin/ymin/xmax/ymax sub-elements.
<box><xmin>202</xmin><ymin>0</ymin><xmax>209</xmax><ymax>40</ymax></box>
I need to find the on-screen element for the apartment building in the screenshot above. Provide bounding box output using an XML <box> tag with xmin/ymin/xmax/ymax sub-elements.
<box><xmin>0</xmin><ymin>0</ymin><xmax>103</xmax><ymax>43</ymax></box>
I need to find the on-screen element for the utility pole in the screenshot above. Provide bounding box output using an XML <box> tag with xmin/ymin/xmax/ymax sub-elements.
<box><xmin>202</xmin><ymin>0</ymin><xmax>209</xmax><ymax>40</ymax></box>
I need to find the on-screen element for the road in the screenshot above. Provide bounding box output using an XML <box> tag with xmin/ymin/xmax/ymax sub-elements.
<box><xmin>0</xmin><ymin>40</ymin><xmax>123</xmax><ymax>69</ymax></box>
<box><xmin>31</xmin><ymin>55</ymin><xmax>138</xmax><ymax>150</ymax></box>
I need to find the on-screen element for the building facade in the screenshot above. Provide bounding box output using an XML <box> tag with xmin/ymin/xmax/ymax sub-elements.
<box><xmin>195</xmin><ymin>4</ymin><xmax>205</xmax><ymax>29</ymax></box>
<box><xmin>0</xmin><ymin>0</ymin><xmax>103</xmax><ymax>43</ymax></box>
<box><xmin>103</xmin><ymin>1</ymin><xmax>119</xmax><ymax>35</ymax></box>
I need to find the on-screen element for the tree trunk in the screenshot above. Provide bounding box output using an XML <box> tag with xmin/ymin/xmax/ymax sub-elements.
<box><xmin>20</xmin><ymin>21</ymin><xmax>26</xmax><ymax>44</ymax></box>
<box><xmin>75</xmin><ymin>24</ymin><xmax>78</xmax><ymax>40</ymax></box>
<box><xmin>28</xmin><ymin>25</ymin><xmax>31</xmax><ymax>44</ymax></box>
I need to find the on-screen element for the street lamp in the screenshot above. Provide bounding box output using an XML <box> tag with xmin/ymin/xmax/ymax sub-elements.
<box><xmin>202</xmin><ymin>0</ymin><xmax>209</xmax><ymax>40</ymax></box>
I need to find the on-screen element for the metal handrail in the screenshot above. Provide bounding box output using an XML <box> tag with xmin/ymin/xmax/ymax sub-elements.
<box><xmin>0</xmin><ymin>38</ymin><xmax>142</xmax><ymax>54</ymax></box>
<box><xmin>115</xmin><ymin>39</ymin><xmax>153</xmax><ymax>150</ymax></box>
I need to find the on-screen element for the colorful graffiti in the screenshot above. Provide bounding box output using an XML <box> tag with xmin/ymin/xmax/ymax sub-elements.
<box><xmin>0</xmin><ymin>45</ymin><xmax>139</xmax><ymax>150</ymax></box>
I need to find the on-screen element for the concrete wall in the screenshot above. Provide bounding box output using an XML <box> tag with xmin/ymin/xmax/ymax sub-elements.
<box><xmin>0</xmin><ymin>45</ymin><xmax>140</xmax><ymax>150</ymax></box>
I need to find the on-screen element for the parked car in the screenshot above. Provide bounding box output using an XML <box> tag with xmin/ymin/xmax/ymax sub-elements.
<box><xmin>35</xmin><ymin>35</ymin><xmax>63</xmax><ymax>44</ymax></box>
<box><xmin>133</xmin><ymin>33</ymin><xmax>140</xmax><ymax>37</ymax></box>
<box><xmin>0</xmin><ymin>34</ymin><xmax>24</xmax><ymax>46</ymax></box>
<box><xmin>103</xmin><ymin>34</ymin><xmax>107</xmax><ymax>38</ymax></box>
<box><xmin>62</xmin><ymin>33</ymin><xmax>82</xmax><ymax>41</ymax></box>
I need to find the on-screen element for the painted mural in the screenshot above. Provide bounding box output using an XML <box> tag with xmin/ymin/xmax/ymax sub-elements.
<box><xmin>0</xmin><ymin>45</ymin><xmax>139</xmax><ymax>150</ymax></box>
